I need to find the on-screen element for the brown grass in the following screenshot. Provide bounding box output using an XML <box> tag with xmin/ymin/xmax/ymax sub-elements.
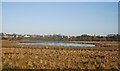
<box><xmin>2</xmin><ymin>40</ymin><xmax>120</xmax><ymax>70</ymax></box>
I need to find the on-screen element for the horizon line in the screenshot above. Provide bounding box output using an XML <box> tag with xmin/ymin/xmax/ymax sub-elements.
<box><xmin>1</xmin><ymin>32</ymin><xmax>118</xmax><ymax>36</ymax></box>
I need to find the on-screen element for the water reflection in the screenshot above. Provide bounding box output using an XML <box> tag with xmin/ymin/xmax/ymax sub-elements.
<box><xmin>19</xmin><ymin>42</ymin><xmax>95</xmax><ymax>47</ymax></box>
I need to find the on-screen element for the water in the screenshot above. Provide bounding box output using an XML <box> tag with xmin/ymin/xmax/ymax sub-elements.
<box><xmin>19</xmin><ymin>42</ymin><xmax>95</xmax><ymax>47</ymax></box>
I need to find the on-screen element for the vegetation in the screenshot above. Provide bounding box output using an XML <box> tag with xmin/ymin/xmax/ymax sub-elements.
<box><xmin>1</xmin><ymin>40</ymin><xmax>120</xmax><ymax>70</ymax></box>
<box><xmin>1</xmin><ymin>33</ymin><xmax>120</xmax><ymax>42</ymax></box>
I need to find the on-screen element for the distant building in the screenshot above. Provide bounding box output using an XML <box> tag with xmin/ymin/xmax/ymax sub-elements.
<box><xmin>24</xmin><ymin>35</ymin><xmax>30</xmax><ymax>38</ymax></box>
<box><xmin>107</xmin><ymin>34</ymin><xmax>115</xmax><ymax>37</ymax></box>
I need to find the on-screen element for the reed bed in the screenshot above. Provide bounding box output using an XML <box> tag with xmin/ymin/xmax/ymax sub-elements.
<box><xmin>2</xmin><ymin>40</ymin><xmax>120</xmax><ymax>70</ymax></box>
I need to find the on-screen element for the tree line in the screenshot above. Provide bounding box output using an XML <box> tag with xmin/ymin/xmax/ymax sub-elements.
<box><xmin>1</xmin><ymin>33</ymin><xmax>119</xmax><ymax>41</ymax></box>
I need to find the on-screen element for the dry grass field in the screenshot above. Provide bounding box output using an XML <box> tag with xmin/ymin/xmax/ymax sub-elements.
<box><xmin>1</xmin><ymin>40</ymin><xmax>120</xmax><ymax>70</ymax></box>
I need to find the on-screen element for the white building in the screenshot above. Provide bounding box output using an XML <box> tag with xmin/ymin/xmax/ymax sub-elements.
<box><xmin>24</xmin><ymin>35</ymin><xmax>30</xmax><ymax>38</ymax></box>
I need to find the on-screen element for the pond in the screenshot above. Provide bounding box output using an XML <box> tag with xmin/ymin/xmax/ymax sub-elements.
<box><xmin>19</xmin><ymin>42</ymin><xmax>95</xmax><ymax>47</ymax></box>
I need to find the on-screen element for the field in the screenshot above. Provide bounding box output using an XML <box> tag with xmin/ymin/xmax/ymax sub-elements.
<box><xmin>1</xmin><ymin>40</ymin><xmax>120</xmax><ymax>70</ymax></box>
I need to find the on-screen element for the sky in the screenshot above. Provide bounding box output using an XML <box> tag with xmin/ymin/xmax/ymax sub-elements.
<box><xmin>0</xmin><ymin>2</ymin><xmax>2</xmax><ymax>33</ymax></box>
<box><xmin>2</xmin><ymin>2</ymin><xmax>118</xmax><ymax>36</ymax></box>
<box><xmin>118</xmin><ymin>2</ymin><xmax>120</xmax><ymax>34</ymax></box>
<box><xmin>1</xmin><ymin>0</ymin><xmax>120</xmax><ymax>2</ymax></box>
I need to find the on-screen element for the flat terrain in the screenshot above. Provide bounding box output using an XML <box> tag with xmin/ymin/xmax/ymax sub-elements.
<box><xmin>1</xmin><ymin>40</ymin><xmax>120</xmax><ymax>70</ymax></box>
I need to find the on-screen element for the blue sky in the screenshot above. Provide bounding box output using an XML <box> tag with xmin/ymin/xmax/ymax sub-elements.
<box><xmin>2</xmin><ymin>2</ymin><xmax>118</xmax><ymax>36</ymax></box>
<box><xmin>1</xmin><ymin>0</ymin><xmax>120</xmax><ymax>2</ymax></box>
<box><xmin>0</xmin><ymin>2</ymin><xmax>2</xmax><ymax>33</ymax></box>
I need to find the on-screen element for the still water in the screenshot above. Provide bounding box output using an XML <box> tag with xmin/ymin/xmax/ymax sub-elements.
<box><xmin>19</xmin><ymin>42</ymin><xmax>95</xmax><ymax>47</ymax></box>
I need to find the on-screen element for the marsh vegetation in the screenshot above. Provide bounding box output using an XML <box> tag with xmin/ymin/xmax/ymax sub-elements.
<box><xmin>2</xmin><ymin>40</ymin><xmax>120</xmax><ymax>70</ymax></box>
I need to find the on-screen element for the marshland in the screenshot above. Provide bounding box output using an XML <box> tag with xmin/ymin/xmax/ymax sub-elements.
<box><xmin>1</xmin><ymin>2</ymin><xmax>120</xmax><ymax>70</ymax></box>
<box><xmin>1</xmin><ymin>35</ymin><xmax>120</xmax><ymax>70</ymax></box>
